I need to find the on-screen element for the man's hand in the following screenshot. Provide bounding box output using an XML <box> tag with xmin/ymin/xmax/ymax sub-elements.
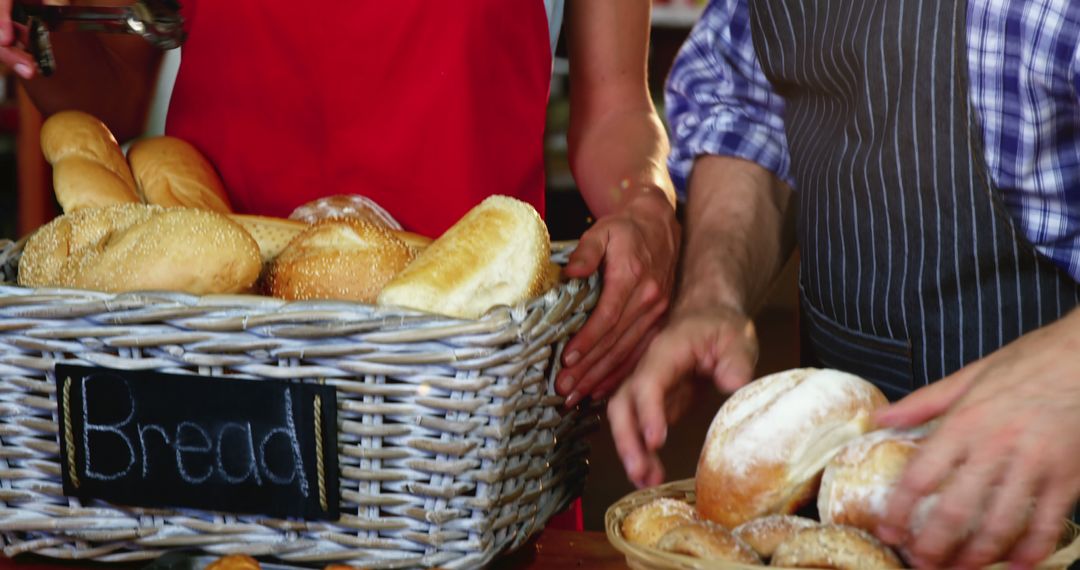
<box><xmin>875</xmin><ymin>310</ymin><xmax>1080</xmax><ymax>570</ymax></box>
<box><xmin>608</xmin><ymin>304</ymin><xmax>758</xmax><ymax>488</ymax></box>
<box><xmin>556</xmin><ymin>189</ymin><xmax>680</xmax><ymax>407</ymax></box>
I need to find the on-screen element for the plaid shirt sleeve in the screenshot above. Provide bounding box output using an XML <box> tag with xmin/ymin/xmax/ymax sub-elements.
<box><xmin>664</xmin><ymin>0</ymin><xmax>792</xmax><ymax>195</ymax></box>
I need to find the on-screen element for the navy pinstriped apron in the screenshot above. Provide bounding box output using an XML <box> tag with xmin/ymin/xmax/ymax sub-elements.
<box><xmin>745</xmin><ymin>0</ymin><xmax>1080</xmax><ymax>401</ymax></box>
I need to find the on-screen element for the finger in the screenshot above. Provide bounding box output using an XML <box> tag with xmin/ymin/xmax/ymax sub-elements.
<box><xmin>0</xmin><ymin>46</ymin><xmax>37</xmax><ymax>79</ymax></box>
<box><xmin>0</xmin><ymin>0</ymin><xmax>13</xmax><ymax>46</ymax></box>
<box><xmin>558</xmin><ymin>259</ymin><xmax>639</xmax><ymax>388</ymax></box>
<box><xmin>709</xmin><ymin>319</ymin><xmax>757</xmax><ymax>393</ymax></box>
<box><xmin>562</xmin><ymin>287</ymin><xmax>666</xmax><ymax>399</ymax></box>
<box><xmin>564</xmin><ymin>229</ymin><xmax>607</xmax><ymax>279</ymax></box>
<box><xmin>590</xmin><ymin>326</ymin><xmax>660</xmax><ymax>401</ymax></box>
<box><xmin>640</xmin><ymin>451</ymin><xmax>666</xmax><ymax>488</ymax></box>
<box><xmin>875</xmin><ymin>366</ymin><xmax>979</xmax><ymax>428</ymax></box>
<box><xmin>1007</xmin><ymin>481</ymin><xmax>1075</xmax><ymax>570</ymax></box>
<box><xmin>878</xmin><ymin>424</ymin><xmax>968</xmax><ymax>545</ymax></box>
<box><xmin>607</xmin><ymin>387</ymin><xmax>650</xmax><ymax>487</ymax></box>
<box><xmin>907</xmin><ymin>448</ymin><xmax>1007</xmax><ymax>567</ymax></box>
<box><xmin>952</xmin><ymin>459</ymin><xmax>1037</xmax><ymax>569</ymax></box>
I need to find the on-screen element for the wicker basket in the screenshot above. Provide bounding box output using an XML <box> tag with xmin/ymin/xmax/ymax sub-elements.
<box><xmin>0</xmin><ymin>238</ymin><xmax>600</xmax><ymax>569</ymax></box>
<box><xmin>605</xmin><ymin>479</ymin><xmax>1080</xmax><ymax>570</ymax></box>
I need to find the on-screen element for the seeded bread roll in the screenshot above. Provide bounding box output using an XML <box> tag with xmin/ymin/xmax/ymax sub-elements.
<box><xmin>770</xmin><ymin>524</ymin><xmax>904</xmax><ymax>569</ymax></box>
<box><xmin>696</xmin><ymin>368</ymin><xmax>889</xmax><ymax>528</ymax></box>
<box><xmin>265</xmin><ymin>218</ymin><xmax>415</xmax><ymax>302</ymax></box>
<box><xmin>289</xmin><ymin>194</ymin><xmax>403</xmax><ymax>230</ymax></box>
<box><xmin>40</xmin><ymin>110</ymin><xmax>139</xmax><ymax>212</ymax></box>
<box><xmin>127</xmin><ymin>136</ymin><xmax>233</xmax><ymax>213</ymax></box>
<box><xmin>18</xmin><ymin>204</ymin><xmax>261</xmax><ymax>294</ymax></box>
<box><xmin>377</xmin><ymin>195</ymin><xmax>550</xmax><ymax>318</ymax></box>
<box><xmin>230</xmin><ymin>215</ymin><xmax>309</xmax><ymax>263</ymax></box>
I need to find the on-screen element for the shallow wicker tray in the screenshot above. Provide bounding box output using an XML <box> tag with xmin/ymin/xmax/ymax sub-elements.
<box><xmin>0</xmin><ymin>239</ymin><xmax>600</xmax><ymax>569</ymax></box>
<box><xmin>605</xmin><ymin>479</ymin><xmax>1080</xmax><ymax>570</ymax></box>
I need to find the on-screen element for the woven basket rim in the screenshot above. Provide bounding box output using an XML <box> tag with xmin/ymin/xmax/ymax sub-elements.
<box><xmin>604</xmin><ymin>478</ymin><xmax>1080</xmax><ymax>570</ymax></box>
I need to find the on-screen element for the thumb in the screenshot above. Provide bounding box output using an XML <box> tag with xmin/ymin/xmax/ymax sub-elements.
<box><xmin>565</xmin><ymin>228</ymin><xmax>607</xmax><ymax>279</ymax></box>
<box><xmin>874</xmin><ymin>367</ymin><xmax>976</xmax><ymax>428</ymax></box>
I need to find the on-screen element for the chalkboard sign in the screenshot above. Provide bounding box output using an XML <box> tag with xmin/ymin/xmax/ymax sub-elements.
<box><xmin>55</xmin><ymin>364</ymin><xmax>339</xmax><ymax>521</ymax></box>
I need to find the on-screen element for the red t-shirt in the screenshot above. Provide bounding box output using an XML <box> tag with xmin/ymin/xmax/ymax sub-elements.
<box><xmin>165</xmin><ymin>1</ymin><xmax>551</xmax><ymax>237</ymax></box>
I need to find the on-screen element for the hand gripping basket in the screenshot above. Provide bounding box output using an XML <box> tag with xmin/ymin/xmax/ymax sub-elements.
<box><xmin>0</xmin><ymin>239</ymin><xmax>600</xmax><ymax>569</ymax></box>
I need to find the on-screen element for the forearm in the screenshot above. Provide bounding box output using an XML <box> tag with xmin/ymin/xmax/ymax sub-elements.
<box><xmin>21</xmin><ymin>33</ymin><xmax>160</xmax><ymax>142</ymax></box>
<box><xmin>677</xmin><ymin>155</ymin><xmax>795</xmax><ymax>316</ymax></box>
<box><xmin>569</xmin><ymin>106</ymin><xmax>676</xmax><ymax>216</ymax></box>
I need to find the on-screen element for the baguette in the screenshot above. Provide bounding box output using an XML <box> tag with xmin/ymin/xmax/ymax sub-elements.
<box><xmin>40</xmin><ymin>110</ymin><xmax>139</xmax><ymax>212</ymax></box>
<box><xmin>377</xmin><ymin>195</ymin><xmax>550</xmax><ymax>318</ymax></box>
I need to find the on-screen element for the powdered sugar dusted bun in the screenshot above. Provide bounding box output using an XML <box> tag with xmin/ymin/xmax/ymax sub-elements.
<box><xmin>621</xmin><ymin>498</ymin><xmax>698</xmax><ymax>548</ymax></box>
<box><xmin>733</xmin><ymin>514</ymin><xmax>819</xmax><ymax>559</ymax></box>
<box><xmin>289</xmin><ymin>194</ymin><xmax>404</xmax><ymax>231</ymax></box>
<box><xmin>656</xmin><ymin>520</ymin><xmax>762</xmax><ymax>564</ymax></box>
<box><xmin>770</xmin><ymin>524</ymin><xmax>904</xmax><ymax>569</ymax></box>
<box><xmin>818</xmin><ymin>427</ymin><xmax>930</xmax><ymax>534</ymax></box>
<box><xmin>696</xmin><ymin>368</ymin><xmax>889</xmax><ymax>528</ymax></box>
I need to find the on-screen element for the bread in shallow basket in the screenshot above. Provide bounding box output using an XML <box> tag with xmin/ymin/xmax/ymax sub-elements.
<box><xmin>605</xmin><ymin>479</ymin><xmax>1080</xmax><ymax>570</ymax></box>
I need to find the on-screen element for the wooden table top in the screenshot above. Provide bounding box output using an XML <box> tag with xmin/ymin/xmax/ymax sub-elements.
<box><xmin>0</xmin><ymin>530</ymin><xmax>628</xmax><ymax>570</ymax></box>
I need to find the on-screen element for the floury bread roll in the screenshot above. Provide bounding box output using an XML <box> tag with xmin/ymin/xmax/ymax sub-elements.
<box><xmin>696</xmin><ymin>368</ymin><xmax>889</xmax><ymax>528</ymax></box>
<box><xmin>620</xmin><ymin>498</ymin><xmax>699</xmax><ymax>548</ymax></box>
<box><xmin>655</xmin><ymin>521</ymin><xmax>762</xmax><ymax>564</ymax></box>
<box><xmin>127</xmin><ymin>136</ymin><xmax>233</xmax><ymax>213</ymax></box>
<box><xmin>18</xmin><ymin>204</ymin><xmax>261</xmax><ymax>294</ymax></box>
<box><xmin>770</xmin><ymin>525</ymin><xmax>904</xmax><ymax>569</ymax></box>
<box><xmin>732</xmin><ymin>514</ymin><xmax>819</xmax><ymax>559</ymax></box>
<box><xmin>289</xmin><ymin>194</ymin><xmax>404</xmax><ymax>230</ymax></box>
<box><xmin>377</xmin><ymin>196</ymin><xmax>550</xmax><ymax>318</ymax></box>
<box><xmin>40</xmin><ymin>110</ymin><xmax>139</xmax><ymax>212</ymax></box>
<box><xmin>818</xmin><ymin>427</ymin><xmax>930</xmax><ymax>533</ymax></box>
<box><xmin>265</xmin><ymin>218</ymin><xmax>415</xmax><ymax>302</ymax></box>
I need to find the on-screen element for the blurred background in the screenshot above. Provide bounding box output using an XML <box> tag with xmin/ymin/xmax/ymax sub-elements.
<box><xmin>0</xmin><ymin>0</ymin><xmax>801</xmax><ymax>532</ymax></box>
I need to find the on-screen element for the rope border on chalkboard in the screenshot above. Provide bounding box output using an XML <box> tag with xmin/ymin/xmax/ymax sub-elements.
<box><xmin>62</xmin><ymin>376</ymin><xmax>79</xmax><ymax>489</ymax></box>
<box><xmin>314</xmin><ymin>394</ymin><xmax>326</xmax><ymax>513</ymax></box>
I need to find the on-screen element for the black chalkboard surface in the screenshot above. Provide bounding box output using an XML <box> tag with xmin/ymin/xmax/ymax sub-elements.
<box><xmin>54</xmin><ymin>364</ymin><xmax>340</xmax><ymax>521</ymax></box>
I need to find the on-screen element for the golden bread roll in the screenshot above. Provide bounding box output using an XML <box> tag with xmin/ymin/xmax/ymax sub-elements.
<box><xmin>621</xmin><ymin>498</ymin><xmax>699</xmax><ymax>548</ymax></box>
<box><xmin>819</xmin><ymin>427</ymin><xmax>929</xmax><ymax>534</ymax></box>
<box><xmin>696</xmin><ymin>368</ymin><xmax>889</xmax><ymax>528</ymax></box>
<box><xmin>205</xmin><ymin>554</ymin><xmax>261</xmax><ymax>570</ymax></box>
<box><xmin>733</xmin><ymin>514</ymin><xmax>819</xmax><ymax>559</ymax></box>
<box><xmin>265</xmin><ymin>218</ymin><xmax>414</xmax><ymax>302</ymax></box>
<box><xmin>656</xmin><ymin>521</ymin><xmax>762</xmax><ymax>564</ymax></box>
<box><xmin>18</xmin><ymin>204</ymin><xmax>261</xmax><ymax>295</ymax></box>
<box><xmin>230</xmin><ymin>214</ymin><xmax>309</xmax><ymax>263</ymax></box>
<box><xmin>770</xmin><ymin>524</ymin><xmax>904</xmax><ymax>569</ymax></box>
<box><xmin>40</xmin><ymin>110</ymin><xmax>139</xmax><ymax>212</ymax></box>
<box><xmin>289</xmin><ymin>194</ymin><xmax>403</xmax><ymax>230</ymax></box>
<box><xmin>393</xmin><ymin>230</ymin><xmax>434</xmax><ymax>257</ymax></box>
<box><xmin>377</xmin><ymin>195</ymin><xmax>550</xmax><ymax>318</ymax></box>
<box><xmin>127</xmin><ymin>136</ymin><xmax>233</xmax><ymax>213</ymax></box>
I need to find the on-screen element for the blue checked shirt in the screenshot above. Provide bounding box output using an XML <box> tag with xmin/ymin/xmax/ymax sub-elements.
<box><xmin>666</xmin><ymin>0</ymin><xmax>1080</xmax><ymax>281</ymax></box>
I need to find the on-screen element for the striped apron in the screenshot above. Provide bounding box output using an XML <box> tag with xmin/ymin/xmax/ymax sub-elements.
<box><xmin>746</xmin><ymin>0</ymin><xmax>1080</xmax><ymax>401</ymax></box>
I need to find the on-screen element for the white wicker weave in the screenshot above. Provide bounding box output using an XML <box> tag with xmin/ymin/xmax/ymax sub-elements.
<box><xmin>0</xmin><ymin>239</ymin><xmax>600</xmax><ymax>569</ymax></box>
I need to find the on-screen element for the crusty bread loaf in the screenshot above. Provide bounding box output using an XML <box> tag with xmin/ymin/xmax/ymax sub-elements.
<box><xmin>818</xmin><ymin>427</ymin><xmax>929</xmax><ymax>534</ymax></box>
<box><xmin>127</xmin><ymin>136</ymin><xmax>233</xmax><ymax>213</ymax></box>
<box><xmin>655</xmin><ymin>521</ymin><xmax>762</xmax><ymax>564</ymax></box>
<box><xmin>265</xmin><ymin>218</ymin><xmax>414</xmax><ymax>302</ymax></box>
<box><xmin>621</xmin><ymin>498</ymin><xmax>699</xmax><ymax>548</ymax></box>
<box><xmin>40</xmin><ymin>110</ymin><xmax>139</xmax><ymax>212</ymax></box>
<box><xmin>770</xmin><ymin>525</ymin><xmax>904</xmax><ymax>569</ymax></box>
<box><xmin>732</xmin><ymin>514</ymin><xmax>819</xmax><ymax>559</ymax></box>
<box><xmin>19</xmin><ymin>204</ymin><xmax>261</xmax><ymax>294</ymax></box>
<box><xmin>377</xmin><ymin>195</ymin><xmax>550</xmax><ymax>318</ymax></box>
<box><xmin>696</xmin><ymin>368</ymin><xmax>889</xmax><ymax>528</ymax></box>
